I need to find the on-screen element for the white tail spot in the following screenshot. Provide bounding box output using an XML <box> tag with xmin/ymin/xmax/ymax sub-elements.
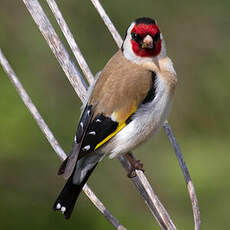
<box><xmin>61</xmin><ymin>206</ymin><xmax>66</xmax><ymax>213</ymax></box>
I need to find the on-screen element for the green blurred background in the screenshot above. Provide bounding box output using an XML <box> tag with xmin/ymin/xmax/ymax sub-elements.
<box><xmin>0</xmin><ymin>0</ymin><xmax>230</xmax><ymax>229</ymax></box>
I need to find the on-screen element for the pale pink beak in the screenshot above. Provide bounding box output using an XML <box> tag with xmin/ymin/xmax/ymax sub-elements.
<box><xmin>141</xmin><ymin>34</ymin><xmax>154</xmax><ymax>49</ymax></box>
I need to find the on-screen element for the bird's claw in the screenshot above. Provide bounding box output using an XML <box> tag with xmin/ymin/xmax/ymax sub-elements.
<box><xmin>125</xmin><ymin>153</ymin><xmax>145</xmax><ymax>178</ymax></box>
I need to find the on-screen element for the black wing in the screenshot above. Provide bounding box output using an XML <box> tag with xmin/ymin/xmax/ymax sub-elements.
<box><xmin>59</xmin><ymin>104</ymin><xmax>119</xmax><ymax>179</ymax></box>
<box><xmin>78</xmin><ymin>113</ymin><xmax>118</xmax><ymax>157</ymax></box>
<box><xmin>58</xmin><ymin>105</ymin><xmax>93</xmax><ymax>179</ymax></box>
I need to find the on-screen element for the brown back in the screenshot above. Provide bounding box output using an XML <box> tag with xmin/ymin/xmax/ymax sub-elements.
<box><xmin>89</xmin><ymin>50</ymin><xmax>152</xmax><ymax>122</ymax></box>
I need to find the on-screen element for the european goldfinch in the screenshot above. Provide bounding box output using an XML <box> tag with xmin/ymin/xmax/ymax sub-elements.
<box><xmin>53</xmin><ymin>17</ymin><xmax>177</xmax><ymax>219</ymax></box>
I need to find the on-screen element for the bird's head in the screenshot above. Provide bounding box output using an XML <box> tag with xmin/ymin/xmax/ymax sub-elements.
<box><xmin>122</xmin><ymin>17</ymin><xmax>165</xmax><ymax>63</ymax></box>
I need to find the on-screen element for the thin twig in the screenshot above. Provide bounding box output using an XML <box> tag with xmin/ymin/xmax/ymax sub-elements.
<box><xmin>0</xmin><ymin>48</ymin><xmax>127</xmax><ymax>230</ymax></box>
<box><xmin>163</xmin><ymin>121</ymin><xmax>201</xmax><ymax>230</ymax></box>
<box><xmin>118</xmin><ymin>155</ymin><xmax>177</xmax><ymax>230</ymax></box>
<box><xmin>83</xmin><ymin>184</ymin><xmax>127</xmax><ymax>230</ymax></box>
<box><xmin>0</xmin><ymin>49</ymin><xmax>66</xmax><ymax>161</ymax></box>
<box><xmin>46</xmin><ymin>0</ymin><xmax>95</xmax><ymax>85</ymax></box>
<box><xmin>91</xmin><ymin>0</ymin><xmax>200</xmax><ymax>229</ymax></box>
<box><xmin>90</xmin><ymin>0</ymin><xmax>123</xmax><ymax>48</ymax></box>
<box><xmin>23</xmin><ymin>0</ymin><xmax>87</xmax><ymax>102</ymax></box>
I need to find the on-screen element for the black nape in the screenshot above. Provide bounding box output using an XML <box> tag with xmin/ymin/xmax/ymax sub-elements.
<box><xmin>135</xmin><ymin>17</ymin><xmax>156</xmax><ymax>25</ymax></box>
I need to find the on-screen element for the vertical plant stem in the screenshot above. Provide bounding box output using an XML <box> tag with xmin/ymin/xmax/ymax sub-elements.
<box><xmin>46</xmin><ymin>0</ymin><xmax>95</xmax><ymax>85</ymax></box>
<box><xmin>163</xmin><ymin>121</ymin><xmax>201</xmax><ymax>230</ymax></box>
<box><xmin>23</xmin><ymin>0</ymin><xmax>87</xmax><ymax>102</ymax></box>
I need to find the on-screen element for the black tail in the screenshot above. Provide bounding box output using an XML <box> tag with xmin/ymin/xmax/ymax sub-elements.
<box><xmin>53</xmin><ymin>164</ymin><xmax>97</xmax><ymax>219</ymax></box>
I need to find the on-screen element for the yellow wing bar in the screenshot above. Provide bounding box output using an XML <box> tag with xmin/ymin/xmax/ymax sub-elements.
<box><xmin>94</xmin><ymin>105</ymin><xmax>136</xmax><ymax>150</ymax></box>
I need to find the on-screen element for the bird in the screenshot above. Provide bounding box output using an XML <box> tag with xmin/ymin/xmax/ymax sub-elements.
<box><xmin>53</xmin><ymin>17</ymin><xmax>177</xmax><ymax>219</ymax></box>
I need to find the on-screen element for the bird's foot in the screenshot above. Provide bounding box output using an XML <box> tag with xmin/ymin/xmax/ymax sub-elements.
<box><xmin>125</xmin><ymin>152</ymin><xmax>145</xmax><ymax>178</ymax></box>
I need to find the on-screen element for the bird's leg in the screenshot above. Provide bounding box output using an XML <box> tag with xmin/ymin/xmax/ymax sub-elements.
<box><xmin>125</xmin><ymin>152</ymin><xmax>145</xmax><ymax>178</ymax></box>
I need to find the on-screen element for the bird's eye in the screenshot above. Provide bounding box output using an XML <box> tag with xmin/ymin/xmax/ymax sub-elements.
<box><xmin>131</xmin><ymin>32</ymin><xmax>141</xmax><ymax>41</ymax></box>
<box><xmin>154</xmin><ymin>32</ymin><xmax>160</xmax><ymax>42</ymax></box>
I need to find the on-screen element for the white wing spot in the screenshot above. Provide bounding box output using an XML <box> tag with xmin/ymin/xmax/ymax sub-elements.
<box><xmin>61</xmin><ymin>206</ymin><xmax>66</xmax><ymax>213</ymax></box>
<box><xmin>111</xmin><ymin>113</ymin><xmax>117</xmax><ymax>121</ymax></box>
<box><xmin>88</xmin><ymin>131</ymin><xmax>96</xmax><ymax>135</ymax></box>
<box><xmin>74</xmin><ymin>136</ymin><xmax>77</xmax><ymax>142</ymax></box>
<box><xmin>80</xmin><ymin>122</ymin><xmax>83</xmax><ymax>128</ymax></box>
<box><xmin>82</xmin><ymin>145</ymin><xmax>90</xmax><ymax>151</ymax></box>
<box><xmin>87</xmin><ymin>110</ymin><xmax>90</xmax><ymax>115</ymax></box>
<box><xmin>96</xmin><ymin>119</ymin><xmax>101</xmax><ymax>122</ymax></box>
<box><xmin>56</xmin><ymin>203</ymin><xmax>61</xmax><ymax>210</ymax></box>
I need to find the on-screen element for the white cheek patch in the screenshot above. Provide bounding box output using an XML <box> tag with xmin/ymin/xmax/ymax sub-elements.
<box><xmin>122</xmin><ymin>22</ymin><xmax>146</xmax><ymax>63</ymax></box>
